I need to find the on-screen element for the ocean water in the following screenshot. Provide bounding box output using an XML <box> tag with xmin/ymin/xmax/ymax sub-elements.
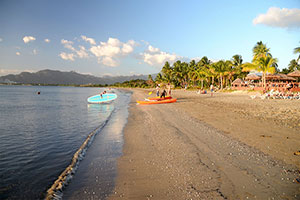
<box><xmin>0</xmin><ymin>85</ymin><xmax>131</xmax><ymax>199</ymax></box>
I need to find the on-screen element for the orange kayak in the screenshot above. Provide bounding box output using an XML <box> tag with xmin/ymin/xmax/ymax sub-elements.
<box><xmin>147</xmin><ymin>96</ymin><xmax>172</xmax><ymax>101</ymax></box>
<box><xmin>137</xmin><ymin>98</ymin><xmax>177</xmax><ymax>105</ymax></box>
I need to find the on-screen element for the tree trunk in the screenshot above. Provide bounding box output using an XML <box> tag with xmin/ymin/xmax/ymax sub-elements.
<box><xmin>201</xmin><ymin>79</ymin><xmax>204</xmax><ymax>89</ymax></box>
<box><xmin>220</xmin><ymin>76</ymin><xmax>223</xmax><ymax>90</ymax></box>
<box><xmin>263</xmin><ymin>72</ymin><xmax>266</xmax><ymax>90</ymax></box>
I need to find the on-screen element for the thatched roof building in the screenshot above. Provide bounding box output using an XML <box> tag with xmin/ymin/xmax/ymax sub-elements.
<box><xmin>245</xmin><ymin>74</ymin><xmax>260</xmax><ymax>80</ymax></box>
<box><xmin>288</xmin><ymin>70</ymin><xmax>300</xmax><ymax>77</ymax></box>
<box><xmin>232</xmin><ymin>78</ymin><xmax>243</xmax><ymax>85</ymax></box>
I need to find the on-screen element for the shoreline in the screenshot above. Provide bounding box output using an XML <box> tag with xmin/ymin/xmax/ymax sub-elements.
<box><xmin>109</xmin><ymin>88</ymin><xmax>300</xmax><ymax>199</ymax></box>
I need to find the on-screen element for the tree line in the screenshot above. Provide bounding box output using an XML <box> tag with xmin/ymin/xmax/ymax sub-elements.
<box><xmin>113</xmin><ymin>41</ymin><xmax>300</xmax><ymax>90</ymax></box>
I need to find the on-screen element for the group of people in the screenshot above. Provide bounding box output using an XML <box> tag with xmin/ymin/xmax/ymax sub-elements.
<box><xmin>156</xmin><ymin>83</ymin><xmax>171</xmax><ymax>98</ymax></box>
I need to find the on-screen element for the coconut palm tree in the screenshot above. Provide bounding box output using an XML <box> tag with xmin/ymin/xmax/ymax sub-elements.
<box><xmin>213</xmin><ymin>60</ymin><xmax>232</xmax><ymax>90</ymax></box>
<box><xmin>288</xmin><ymin>59</ymin><xmax>300</xmax><ymax>72</ymax></box>
<box><xmin>231</xmin><ymin>54</ymin><xmax>247</xmax><ymax>79</ymax></box>
<box><xmin>243</xmin><ymin>56</ymin><xmax>278</xmax><ymax>89</ymax></box>
<box><xmin>294</xmin><ymin>44</ymin><xmax>300</xmax><ymax>62</ymax></box>
<box><xmin>155</xmin><ymin>73</ymin><xmax>163</xmax><ymax>83</ymax></box>
<box><xmin>252</xmin><ymin>41</ymin><xmax>271</xmax><ymax>62</ymax></box>
<box><xmin>196</xmin><ymin>67</ymin><xmax>209</xmax><ymax>89</ymax></box>
<box><xmin>172</xmin><ymin>60</ymin><xmax>184</xmax><ymax>87</ymax></box>
<box><xmin>161</xmin><ymin>61</ymin><xmax>173</xmax><ymax>83</ymax></box>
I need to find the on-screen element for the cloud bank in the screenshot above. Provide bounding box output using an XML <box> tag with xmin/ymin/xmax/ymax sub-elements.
<box><xmin>253</xmin><ymin>7</ymin><xmax>300</xmax><ymax>28</ymax></box>
<box><xmin>81</xmin><ymin>35</ymin><xmax>96</xmax><ymax>45</ymax></box>
<box><xmin>58</xmin><ymin>36</ymin><xmax>181</xmax><ymax>68</ymax></box>
<box><xmin>23</xmin><ymin>36</ymin><xmax>36</xmax><ymax>43</ymax></box>
<box><xmin>90</xmin><ymin>38</ymin><xmax>136</xmax><ymax>67</ymax></box>
<box><xmin>141</xmin><ymin>45</ymin><xmax>180</xmax><ymax>66</ymax></box>
<box><xmin>59</xmin><ymin>52</ymin><xmax>75</xmax><ymax>61</ymax></box>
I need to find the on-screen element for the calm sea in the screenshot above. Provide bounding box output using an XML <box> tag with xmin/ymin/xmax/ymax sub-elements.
<box><xmin>0</xmin><ymin>85</ymin><xmax>131</xmax><ymax>199</ymax></box>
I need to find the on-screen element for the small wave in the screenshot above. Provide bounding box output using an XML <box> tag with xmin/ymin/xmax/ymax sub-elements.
<box><xmin>45</xmin><ymin>111</ymin><xmax>114</xmax><ymax>200</ymax></box>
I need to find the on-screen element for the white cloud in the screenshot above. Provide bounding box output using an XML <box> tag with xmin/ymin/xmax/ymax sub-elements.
<box><xmin>0</xmin><ymin>38</ymin><xmax>3</xmax><ymax>42</ymax></box>
<box><xmin>76</xmin><ymin>46</ymin><xmax>89</xmax><ymax>58</ymax></box>
<box><xmin>90</xmin><ymin>37</ymin><xmax>136</xmax><ymax>67</ymax></box>
<box><xmin>81</xmin><ymin>35</ymin><xmax>96</xmax><ymax>45</ymax></box>
<box><xmin>141</xmin><ymin>45</ymin><xmax>180</xmax><ymax>66</ymax></box>
<box><xmin>59</xmin><ymin>52</ymin><xmax>75</xmax><ymax>61</ymax></box>
<box><xmin>33</xmin><ymin>49</ymin><xmax>37</xmax><ymax>55</ymax></box>
<box><xmin>44</xmin><ymin>38</ymin><xmax>50</xmax><ymax>43</ymax></box>
<box><xmin>16</xmin><ymin>52</ymin><xmax>20</xmax><ymax>56</ymax></box>
<box><xmin>253</xmin><ymin>7</ymin><xmax>300</xmax><ymax>28</ymax></box>
<box><xmin>61</xmin><ymin>39</ymin><xmax>75</xmax><ymax>51</ymax></box>
<box><xmin>100</xmin><ymin>57</ymin><xmax>119</xmax><ymax>67</ymax></box>
<box><xmin>60</xmin><ymin>39</ymin><xmax>90</xmax><ymax>60</ymax></box>
<box><xmin>148</xmin><ymin>45</ymin><xmax>160</xmax><ymax>53</ymax></box>
<box><xmin>23</xmin><ymin>36</ymin><xmax>36</xmax><ymax>43</ymax></box>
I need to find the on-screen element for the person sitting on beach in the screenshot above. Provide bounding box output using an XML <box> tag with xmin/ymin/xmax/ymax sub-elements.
<box><xmin>160</xmin><ymin>89</ymin><xmax>167</xmax><ymax>98</ymax></box>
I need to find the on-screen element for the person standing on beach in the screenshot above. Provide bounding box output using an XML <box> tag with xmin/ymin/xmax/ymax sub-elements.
<box><xmin>100</xmin><ymin>90</ymin><xmax>106</xmax><ymax>98</ymax></box>
<box><xmin>210</xmin><ymin>84</ymin><xmax>214</xmax><ymax>97</ymax></box>
<box><xmin>156</xmin><ymin>84</ymin><xmax>160</xmax><ymax>97</ymax></box>
<box><xmin>167</xmin><ymin>83</ymin><xmax>171</xmax><ymax>96</ymax></box>
<box><xmin>160</xmin><ymin>89</ymin><xmax>167</xmax><ymax>98</ymax></box>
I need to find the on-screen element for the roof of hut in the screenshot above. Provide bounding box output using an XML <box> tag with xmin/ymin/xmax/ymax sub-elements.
<box><xmin>245</xmin><ymin>73</ymin><xmax>260</xmax><ymax>80</ymax></box>
<box><xmin>232</xmin><ymin>78</ymin><xmax>243</xmax><ymax>85</ymax></box>
<box><xmin>265</xmin><ymin>74</ymin><xmax>281</xmax><ymax>80</ymax></box>
<box><xmin>287</xmin><ymin>70</ymin><xmax>300</xmax><ymax>77</ymax></box>
<box><xmin>277</xmin><ymin>74</ymin><xmax>296</xmax><ymax>81</ymax></box>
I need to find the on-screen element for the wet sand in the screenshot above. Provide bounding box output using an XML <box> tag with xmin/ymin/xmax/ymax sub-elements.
<box><xmin>109</xmin><ymin>89</ymin><xmax>300</xmax><ymax>199</ymax></box>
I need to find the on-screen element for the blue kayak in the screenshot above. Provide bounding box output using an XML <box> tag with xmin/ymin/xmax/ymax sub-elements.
<box><xmin>87</xmin><ymin>93</ymin><xmax>117</xmax><ymax>104</ymax></box>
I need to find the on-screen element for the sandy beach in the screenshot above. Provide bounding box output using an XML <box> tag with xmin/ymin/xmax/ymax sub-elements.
<box><xmin>109</xmin><ymin>89</ymin><xmax>300</xmax><ymax>199</ymax></box>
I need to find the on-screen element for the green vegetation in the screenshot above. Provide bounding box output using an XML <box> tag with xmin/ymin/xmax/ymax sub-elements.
<box><xmin>115</xmin><ymin>41</ymin><xmax>299</xmax><ymax>90</ymax></box>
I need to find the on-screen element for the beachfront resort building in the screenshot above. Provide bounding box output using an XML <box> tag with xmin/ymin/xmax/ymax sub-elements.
<box><xmin>231</xmin><ymin>70</ymin><xmax>300</xmax><ymax>92</ymax></box>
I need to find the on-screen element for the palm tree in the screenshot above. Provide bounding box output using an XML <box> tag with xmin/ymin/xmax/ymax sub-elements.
<box><xmin>294</xmin><ymin>43</ymin><xmax>300</xmax><ymax>62</ymax></box>
<box><xmin>172</xmin><ymin>60</ymin><xmax>184</xmax><ymax>87</ymax></box>
<box><xmin>155</xmin><ymin>73</ymin><xmax>163</xmax><ymax>84</ymax></box>
<box><xmin>243</xmin><ymin>56</ymin><xmax>278</xmax><ymax>89</ymax></box>
<box><xmin>288</xmin><ymin>59</ymin><xmax>300</xmax><ymax>72</ymax></box>
<box><xmin>208</xmin><ymin>63</ymin><xmax>217</xmax><ymax>86</ymax></box>
<box><xmin>198</xmin><ymin>56</ymin><xmax>211</xmax><ymax>67</ymax></box>
<box><xmin>231</xmin><ymin>54</ymin><xmax>247</xmax><ymax>79</ymax></box>
<box><xmin>213</xmin><ymin>60</ymin><xmax>232</xmax><ymax>90</ymax></box>
<box><xmin>161</xmin><ymin>61</ymin><xmax>173</xmax><ymax>83</ymax></box>
<box><xmin>147</xmin><ymin>74</ymin><xmax>154</xmax><ymax>87</ymax></box>
<box><xmin>196</xmin><ymin>67</ymin><xmax>209</xmax><ymax>89</ymax></box>
<box><xmin>252</xmin><ymin>41</ymin><xmax>271</xmax><ymax>62</ymax></box>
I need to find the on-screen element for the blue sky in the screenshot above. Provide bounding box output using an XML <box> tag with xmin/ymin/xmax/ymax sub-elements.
<box><xmin>0</xmin><ymin>0</ymin><xmax>299</xmax><ymax>77</ymax></box>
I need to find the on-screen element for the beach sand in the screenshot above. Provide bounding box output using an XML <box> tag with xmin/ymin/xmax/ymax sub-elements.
<box><xmin>109</xmin><ymin>89</ymin><xmax>300</xmax><ymax>199</ymax></box>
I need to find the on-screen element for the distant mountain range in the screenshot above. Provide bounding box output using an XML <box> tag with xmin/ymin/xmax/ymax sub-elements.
<box><xmin>0</xmin><ymin>69</ymin><xmax>154</xmax><ymax>85</ymax></box>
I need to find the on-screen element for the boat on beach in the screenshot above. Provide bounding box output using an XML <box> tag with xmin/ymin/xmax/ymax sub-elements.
<box><xmin>147</xmin><ymin>96</ymin><xmax>172</xmax><ymax>101</ymax></box>
<box><xmin>137</xmin><ymin>98</ymin><xmax>177</xmax><ymax>105</ymax></box>
<box><xmin>87</xmin><ymin>93</ymin><xmax>117</xmax><ymax>103</ymax></box>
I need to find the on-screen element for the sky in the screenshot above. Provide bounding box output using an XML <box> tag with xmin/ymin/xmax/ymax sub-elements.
<box><xmin>0</xmin><ymin>0</ymin><xmax>299</xmax><ymax>77</ymax></box>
